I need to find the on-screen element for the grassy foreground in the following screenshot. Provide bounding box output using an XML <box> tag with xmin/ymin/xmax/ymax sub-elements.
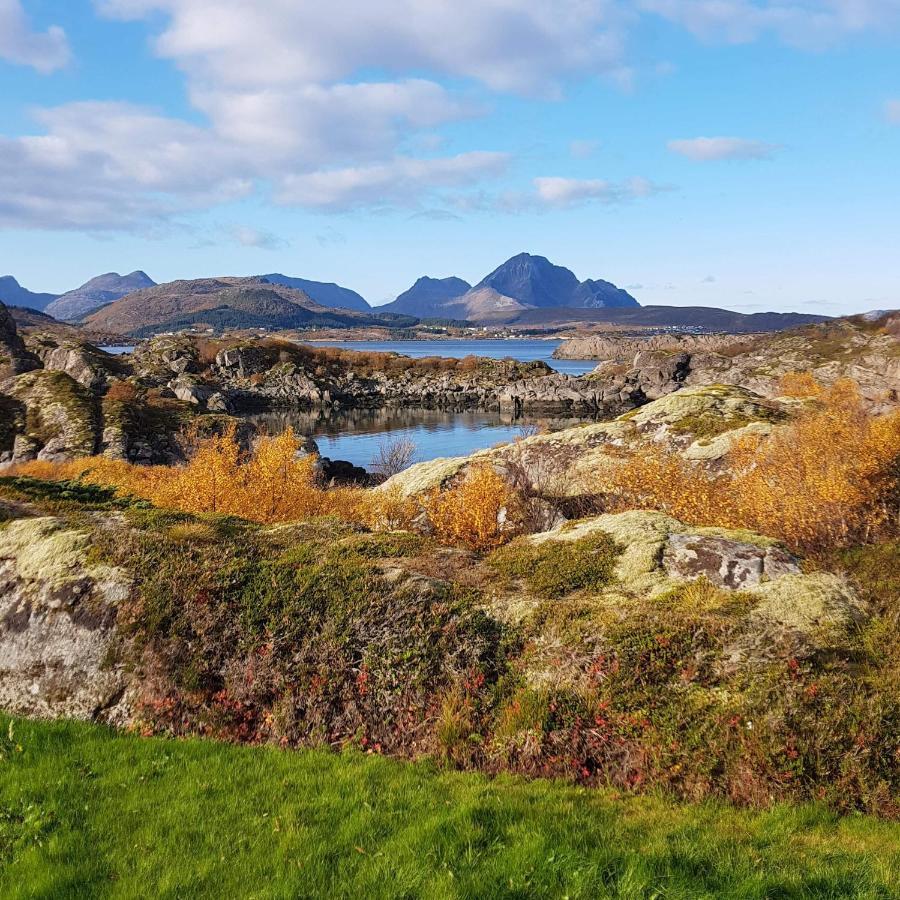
<box><xmin>1</xmin><ymin>718</ymin><xmax>898</xmax><ymax>899</ymax></box>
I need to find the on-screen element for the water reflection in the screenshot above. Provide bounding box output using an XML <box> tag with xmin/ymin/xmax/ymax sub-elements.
<box><xmin>244</xmin><ymin>406</ymin><xmax>595</xmax><ymax>469</ymax></box>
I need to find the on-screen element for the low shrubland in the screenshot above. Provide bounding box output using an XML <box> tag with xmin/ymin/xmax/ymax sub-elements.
<box><xmin>599</xmin><ymin>379</ymin><xmax>900</xmax><ymax>553</ymax></box>
<box><xmin>4</xmin><ymin>376</ymin><xmax>900</xmax><ymax>818</ymax></box>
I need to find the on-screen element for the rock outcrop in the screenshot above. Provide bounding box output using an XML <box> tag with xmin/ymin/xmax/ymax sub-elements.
<box><xmin>0</xmin><ymin>516</ymin><xmax>132</xmax><ymax>723</ymax></box>
<box><xmin>553</xmin><ymin>332</ymin><xmax>743</xmax><ymax>360</ymax></box>
<box><xmin>556</xmin><ymin>312</ymin><xmax>900</xmax><ymax>410</ymax></box>
<box><xmin>26</xmin><ymin>335</ymin><xmax>124</xmax><ymax>391</ymax></box>
<box><xmin>380</xmin><ymin>384</ymin><xmax>787</xmax><ymax>501</ymax></box>
<box><xmin>0</xmin><ymin>300</ymin><xmax>39</xmax><ymax>381</ymax></box>
<box><xmin>3</xmin><ymin>370</ymin><xmax>98</xmax><ymax>463</ymax></box>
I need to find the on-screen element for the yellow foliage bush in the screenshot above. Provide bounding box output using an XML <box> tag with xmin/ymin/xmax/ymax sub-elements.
<box><xmin>602</xmin><ymin>379</ymin><xmax>900</xmax><ymax>552</ymax></box>
<box><xmin>423</xmin><ymin>463</ymin><xmax>524</xmax><ymax>551</ymax></box>
<box><xmin>13</xmin><ymin>426</ymin><xmax>339</xmax><ymax>526</ymax></box>
<box><xmin>778</xmin><ymin>371</ymin><xmax>823</xmax><ymax>398</ymax></box>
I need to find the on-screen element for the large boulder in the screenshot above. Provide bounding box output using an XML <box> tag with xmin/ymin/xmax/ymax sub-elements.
<box><xmin>27</xmin><ymin>335</ymin><xmax>123</xmax><ymax>391</ymax></box>
<box><xmin>380</xmin><ymin>384</ymin><xmax>790</xmax><ymax>501</ymax></box>
<box><xmin>4</xmin><ymin>370</ymin><xmax>98</xmax><ymax>462</ymax></box>
<box><xmin>0</xmin><ymin>517</ymin><xmax>132</xmax><ymax>723</ymax></box>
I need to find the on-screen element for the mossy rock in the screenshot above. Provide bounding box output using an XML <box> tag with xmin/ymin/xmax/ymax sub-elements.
<box><xmin>8</xmin><ymin>369</ymin><xmax>98</xmax><ymax>458</ymax></box>
<box><xmin>488</xmin><ymin>530</ymin><xmax>619</xmax><ymax>599</ymax></box>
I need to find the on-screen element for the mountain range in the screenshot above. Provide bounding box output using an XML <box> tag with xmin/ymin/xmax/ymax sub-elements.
<box><xmin>45</xmin><ymin>271</ymin><xmax>157</xmax><ymax>322</ymax></box>
<box><xmin>4</xmin><ymin>253</ymin><xmax>832</xmax><ymax>335</ymax></box>
<box><xmin>0</xmin><ymin>276</ymin><xmax>58</xmax><ymax>312</ymax></box>
<box><xmin>81</xmin><ymin>276</ymin><xmax>414</xmax><ymax>336</ymax></box>
<box><xmin>378</xmin><ymin>254</ymin><xmax>638</xmax><ymax>320</ymax></box>
<box><xmin>260</xmin><ymin>274</ymin><xmax>370</xmax><ymax>311</ymax></box>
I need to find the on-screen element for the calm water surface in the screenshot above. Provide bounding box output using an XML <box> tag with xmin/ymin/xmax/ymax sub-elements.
<box><xmin>306</xmin><ymin>339</ymin><xmax>596</xmax><ymax>376</ymax></box>
<box><xmin>110</xmin><ymin>338</ymin><xmax>599</xmax><ymax>467</ymax></box>
<box><xmin>247</xmin><ymin>406</ymin><xmax>595</xmax><ymax>470</ymax></box>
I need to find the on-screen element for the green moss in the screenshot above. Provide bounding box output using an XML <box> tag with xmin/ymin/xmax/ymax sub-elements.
<box><xmin>0</xmin><ymin>476</ymin><xmax>146</xmax><ymax>512</ymax></box>
<box><xmin>489</xmin><ymin>531</ymin><xmax>619</xmax><ymax>598</ymax></box>
<box><xmin>669</xmin><ymin>411</ymin><xmax>768</xmax><ymax>440</ymax></box>
<box><xmin>336</xmin><ymin>531</ymin><xmax>431</xmax><ymax>559</ymax></box>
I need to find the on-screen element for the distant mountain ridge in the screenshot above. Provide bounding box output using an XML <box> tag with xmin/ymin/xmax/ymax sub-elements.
<box><xmin>475</xmin><ymin>253</ymin><xmax>638</xmax><ymax>310</ymax></box>
<box><xmin>46</xmin><ymin>271</ymin><xmax>156</xmax><ymax>322</ymax></box>
<box><xmin>81</xmin><ymin>276</ymin><xmax>415</xmax><ymax>336</ymax></box>
<box><xmin>506</xmin><ymin>305</ymin><xmax>830</xmax><ymax>332</ymax></box>
<box><xmin>384</xmin><ymin>276</ymin><xmax>472</xmax><ymax>316</ymax></box>
<box><xmin>381</xmin><ymin>253</ymin><xmax>638</xmax><ymax>321</ymax></box>
<box><xmin>260</xmin><ymin>274</ymin><xmax>370</xmax><ymax>311</ymax></box>
<box><xmin>0</xmin><ymin>276</ymin><xmax>58</xmax><ymax>312</ymax></box>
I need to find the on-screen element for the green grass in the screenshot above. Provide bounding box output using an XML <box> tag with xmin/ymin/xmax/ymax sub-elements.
<box><xmin>1</xmin><ymin>717</ymin><xmax>897</xmax><ymax>899</ymax></box>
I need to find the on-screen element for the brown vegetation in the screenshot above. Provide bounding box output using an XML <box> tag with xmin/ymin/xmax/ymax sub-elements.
<box><xmin>424</xmin><ymin>464</ymin><xmax>526</xmax><ymax>550</ymax></box>
<box><xmin>600</xmin><ymin>379</ymin><xmax>900</xmax><ymax>552</ymax></box>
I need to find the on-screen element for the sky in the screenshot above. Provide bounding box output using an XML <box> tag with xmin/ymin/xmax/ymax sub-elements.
<box><xmin>0</xmin><ymin>1</ymin><xmax>898</xmax><ymax>313</ymax></box>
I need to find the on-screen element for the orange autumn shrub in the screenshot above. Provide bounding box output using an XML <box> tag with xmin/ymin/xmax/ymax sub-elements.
<box><xmin>778</xmin><ymin>370</ymin><xmax>823</xmax><ymax>398</ymax></box>
<box><xmin>424</xmin><ymin>463</ymin><xmax>524</xmax><ymax>550</ymax></box>
<box><xmin>603</xmin><ymin>379</ymin><xmax>900</xmax><ymax>552</ymax></box>
<box><xmin>10</xmin><ymin>425</ymin><xmax>423</xmax><ymax>532</ymax></box>
<box><xmin>12</xmin><ymin>425</ymin><xmax>325</xmax><ymax>525</ymax></box>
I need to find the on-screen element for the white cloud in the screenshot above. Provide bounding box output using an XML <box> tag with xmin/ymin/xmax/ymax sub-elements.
<box><xmin>886</xmin><ymin>99</ymin><xmax>900</xmax><ymax>122</ymax></box>
<box><xmin>97</xmin><ymin>0</ymin><xmax>628</xmax><ymax>95</ymax></box>
<box><xmin>0</xmin><ymin>102</ymin><xmax>252</xmax><ymax>230</ymax></box>
<box><xmin>638</xmin><ymin>0</ymin><xmax>900</xmax><ymax>47</ymax></box>
<box><xmin>533</xmin><ymin>175</ymin><xmax>661</xmax><ymax>207</ymax></box>
<box><xmin>0</xmin><ymin>0</ymin><xmax>70</xmax><ymax>72</ymax></box>
<box><xmin>534</xmin><ymin>177</ymin><xmax>617</xmax><ymax>206</ymax></box>
<box><xmin>190</xmin><ymin>79</ymin><xmax>475</xmax><ymax>166</ymax></box>
<box><xmin>667</xmin><ymin>136</ymin><xmax>779</xmax><ymax>160</ymax></box>
<box><xmin>278</xmin><ymin>152</ymin><xmax>510</xmax><ymax>210</ymax></box>
<box><xmin>230</xmin><ymin>226</ymin><xmax>286</xmax><ymax>250</ymax></box>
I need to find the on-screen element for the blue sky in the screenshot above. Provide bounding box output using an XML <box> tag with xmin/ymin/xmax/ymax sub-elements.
<box><xmin>1</xmin><ymin>1</ymin><xmax>898</xmax><ymax>312</ymax></box>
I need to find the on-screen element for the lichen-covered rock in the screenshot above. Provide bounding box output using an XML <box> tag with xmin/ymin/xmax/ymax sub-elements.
<box><xmin>0</xmin><ymin>299</ymin><xmax>39</xmax><ymax>381</ymax></box>
<box><xmin>559</xmin><ymin>313</ymin><xmax>900</xmax><ymax>411</ymax></box>
<box><xmin>5</xmin><ymin>370</ymin><xmax>98</xmax><ymax>462</ymax></box>
<box><xmin>381</xmin><ymin>385</ymin><xmax>789</xmax><ymax>501</ymax></box>
<box><xmin>27</xmin><ymin>336</ymin><xmax>123</xmax><ymax>391</ymax></box>
<box><xmin>0</xmin><ymin>517</ymin><xmax>132</xmax><ymax>723</ymax></box>
<box><xmin>663</xmin><ymin>533</ymin><xmax>800</xmax><ymax>589</ymax></box>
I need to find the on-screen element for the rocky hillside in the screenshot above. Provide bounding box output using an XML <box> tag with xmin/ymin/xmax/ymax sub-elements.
<box><xmin>81</xmin><ymin>277</ymin><xmax>416</xmax><ymax>336</ymax></box>
<box><xmin>46</xmin><ymin>271</ymin><xmax>156</xmax><ymax>322</ymax></box>
<box><xmin>558</xmin><ymin>312</ymin><xmax>899</xmax><ymax>409</ymax></box>
<box><xmin>260</xmin><ymin>274</ymin><xmax>371</xmax><ymax>311</ymax></box>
